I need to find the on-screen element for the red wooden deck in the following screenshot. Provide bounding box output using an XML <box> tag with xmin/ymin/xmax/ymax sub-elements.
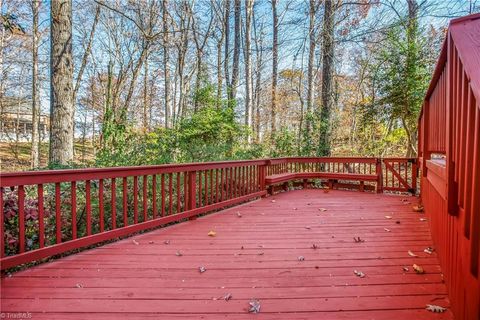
<box><xmin>1</xmin><ymin>189</ymin><xmax>452</xmax><ymax>319</ymax></box>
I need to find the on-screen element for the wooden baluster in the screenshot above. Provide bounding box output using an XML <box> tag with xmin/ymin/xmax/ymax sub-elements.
<box><xmin>176</xmin><ymin>173</ymin><xmax>181</xmax><ymax>213</ymax></box>
<box><xmin>0</xmin><ymin>187</ymin><xmax>4</xmax><ymax>257</ymax></box>
<box><xmin>85</xmin><ymin>181</ymin><xmax>91</xmax><ymax>235</ymax></box>
<box><xmin>215</xmin><ymin>169</ymin><xmax>219</xmax><ymax>203</ymax></box>
<box><xmin>169</xmin><ymin>173</ymin><xmax>173</xmax><ymax>215</ymax></box>
<box><xmin>210</xmin><ymin>169</ymin><xmax>214</xmax><ymax>204</ymax></box>
<box><xmin>123</xmin><ymin>177</ymin><xmax>128</xmax><ymax>227</ymax></box>
<box><xmin>143</xmin><ymin>175</ymin><xmax>148</xmax><ymax>220</ymax></box>
<box><xmin>204</xmin><ymin>170</ymin><xmax>209</xmax><ymax>205</ymax></box>
<box><xmin>199</xmin><ymin>171</ymin><xmax>203</xmax><ymax>207</ymax></box>
<box><xmin>161</xmin><ymin>174</ymin><xmax>166</xmax><ymax>217</ymax></box>
<box><xmin>38</xmin><ymin>184</ymin><xmax>45</xmax><ymax>247</ymax></box>
<box><xmin>152</xmin><ymin>175</ymin><xmax>157</xmax><ymax>218</ymax></box>
<box><xmin>111</xmin><ymin>178</ymin><xmax>116</xmax><ymax>229</ymax></box>
<box><xmin>55</xmin><ymin>183</ymin><xmax>61</xmax><ymax>244</ymax></box>
<box><xmin>99</xmin><ymin>179</ymin><xmax>104</xmax><ymax>232</ymax></box>
<box><xmin>71</xmin><ymin>181</ymin><xmax>77</xmax><ymax>239</ymax></box>
<box><xmin>183</xmin><ymin>172</ymin><xmax>188</xmax><ymax>212</ymax></box>
<box><xmin>133</xmin><ymin>176</ymin><xmax>138</xmax><ymax>223</ymax></box>
<box><xmin>18</xmin><ymin>185</ymin><xmax>26</xmax><ymax>252</ymax></box>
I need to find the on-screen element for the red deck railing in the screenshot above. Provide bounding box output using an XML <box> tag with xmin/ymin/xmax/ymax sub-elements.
<box><xmin>0</xmin><ymin>157</ymin><xmax>417</xmax><ymax>270</ymax></box>
<box><xmin>418</xmin><ymin>13</ymin><xmax>480</xmax><ymax>320</ymax></box>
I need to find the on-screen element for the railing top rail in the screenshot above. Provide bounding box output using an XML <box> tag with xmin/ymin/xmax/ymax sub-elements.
<box><xmin>0</xmin><ymin>159</ymin><xmax>269</xmax><ymax>187</ymax></box>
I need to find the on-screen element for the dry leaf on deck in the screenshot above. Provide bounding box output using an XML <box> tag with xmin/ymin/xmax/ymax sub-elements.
<box><xmin>199</xmin><ymin>266</ymin><xmax>207</xmax><ymax>273</ymax></box>
<box><xmin>384</xmin><ymin>228</ymin><xmax>391</xmax><ymax>232</ymax></box>
<box><xmin>353</xmin><ymin>237</ymin><xmax>365</xmax><ymax>243</ymax></box>
<box><xmin>413</xmin><ymin>264</ymin><xmax>424</xmax><ymax>274</ymax></box>
<box><xmin>236</xmin><ymin>212</ymin><xmax>242</xmax><ymax>217</ymax></box>
<box><xmin>402</xmin><ymin>266</ymin><xmax>409</xmax><ymax>272</ymax></box>
<box><xmin>420</xmin><ymin>218</ymin><xmax>427</xmax><ymax>222</ymax></box>
<box><xmin>426</xmin><ymin>304</ymin><xmax>447</xmax><ymax>313</ymax></box>
<box><xmin>223</xmin><ymin>293</ymin><xmax>232</xmax><ymax>301</ymax></box>
<box><xmin>413</xmin><ymin>205</ymin><xmax>424</xmax><ymax>212</ymax></box>
<box><xmin>208</xmin><ymin>230</ymin><xmax>217</xmax><ymax>237</ymax></box>
<box><xmin>424</xmin><ymin>247</ymin><xmax>435</xmax><ymax>254</ymax></box>
<box><xmin>164</xmin><ymin>240</ymin><xmax>170</xmax><ymax>245</ymax></box>
<box><xmin>319</xmin><ymin>208</ymin><xmax>327</xmax><ymax>212</ymax></box>
<box><xmin>305</xmin><ymin>226</ymin><xmax>311</xmax><ymax>230</ymax></box>
<box><xmin>75</xmin><ymin>283</ymin><xmax>83</xmax><ymax>288</ymax></box>
<box><xmin>176</xmin><ymin>251</ymin><xmax>183</xmax><ymax>257</ymax></box>
<box><xmin>132</xmin><ymin>240</ymin><xmax>140</xmax><ymax>245</ymax></box>
<box><xmin>353</xmin><ymin>270</ymin><xmax>365</xmax><ymax>278</ymax></box>
<box><xmin>323</xmin><ymin>188</ymin><xmax>330</xmax><ymax>193</ymax></box>
<box><xmin>311</xmin><ymin>244</ymin><xmax>318</xmax><ymax>249</ymax></box>
<box><xmin>148</xmin><ymin>241</ymin><xmax>154</xmax><ymax>244</ymax></box>
<box><xmin>297</xmin><ymin>256</ymin><xmax>305</xmax><ymax>261</ymax></box>
<box><xmin>385</xmin><ymin>215</ymin><xmax>392</xmax><ymax>219</ymax></box>
<box><xmin>408</xmin><ymin>250</ymin><xmax>418</xmax><ymax>257</ymax></box>
<box><xmin>271</xmin><ymin>200</ymin><xmax>276</xmax><ymax>203</ymax></box>
<box><xmin>248</xmin><ymin>300</ymin><xmax>261</xmax><ymax>313</ymax></box>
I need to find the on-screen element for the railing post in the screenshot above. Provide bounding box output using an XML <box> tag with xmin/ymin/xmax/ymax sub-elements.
<box><xmin>376</xmin><ymin>158</ymin><xmax>383</xmax><ymax>194</ymax></box>
<box><xmin>188</xmin><ymin>171</ymin><xmax>197</xmax><ymax>220</ymax></box>
<box><xmin>410</xmin><ymin>158</ymin><xmax>418</xmax><ymax>195</ymax></box>
<box><xmin>258</xmin><ymin>163</ymin><xmax>267</xmax><ymax>196</ymax></box>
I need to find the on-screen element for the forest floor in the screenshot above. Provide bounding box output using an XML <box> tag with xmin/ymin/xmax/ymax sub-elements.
<box><xmin>0</xmin><ymin>141</ymin><xmax>95</xmax><ymax>173</ymax></box>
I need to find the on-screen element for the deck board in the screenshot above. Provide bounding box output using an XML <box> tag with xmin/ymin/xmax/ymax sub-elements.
<box><xmin>1</xmin><ymin>189</ymin><xmax>453</xmax><ymax>319</ymax></box>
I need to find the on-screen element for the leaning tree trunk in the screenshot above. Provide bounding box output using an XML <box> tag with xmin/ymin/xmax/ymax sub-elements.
<box><xmin>306</xmin><ymin>0</ymin><xmax>316</xmax><ymax>140</ymax></box>
<box><xmin>31</xmin><ymin>0</ymin><xmax>40</xmax><ymax>168</ymax></box>
<box><xmin>317</xmin><ymin>0</ymin><xmax>334</xmax><ymax>156</ymax></box>
<box><xmin>49</xmin><ymin>0</ymin><xmax>74</xmax><ymax>165</ymax></box>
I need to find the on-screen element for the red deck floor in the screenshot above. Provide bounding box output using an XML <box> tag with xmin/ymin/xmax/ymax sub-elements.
<box><xmin>1</xmin><ymin>189</ymin><xmax>453</xmax><ymax>319</ymax></box>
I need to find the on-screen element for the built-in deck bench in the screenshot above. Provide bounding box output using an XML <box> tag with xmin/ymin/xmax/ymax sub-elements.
<box><xmin>265</xmin><ymin>171</ymin><xmax>379</xmax><ymax>194</ymax></box>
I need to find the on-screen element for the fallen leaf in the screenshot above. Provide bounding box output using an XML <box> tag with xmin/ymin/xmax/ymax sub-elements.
<box><xmin>148</xmin><ymin>241</ymin><xmax>154</xmax><ymax>244</ymax></box>
<box><xmin>293</xmin><ymin>207</ymin><xmax>298</xmax><ymax>210</ymax></box>
<box><xmin>241</xmin><ymin>246</ymin><xmax>244</xmax><ymax>250</ymax></box>
<box><xmin>223</xmin><ymin>293</ymin><xmax>232</xmax><ymax>301</ymax></box>
<box><xmin>396</xmin><ymin>220</ymin><xmax>401</xmax><ymax>224</ymax></box>
<box><xmin>384</xmin><ymin>228</ymin><xmax>391</xmax><ymax>232</ymax></box>
<box><xmin>236</xmin><ymin>212</ymin><xmax>242</xmax><ymax>217</ymax></box>
<box><xmin>297</xmin><ymin>256</ymin><xmax>305</xmax><ymax>261</ymax></box>
<box><xmin>424</xmin><ymin>247</ymin><xmax>435</xmax><ymax>254</ymax></box>
<box><xmin>426</xmin><ymin>304</ymin><xmax>447</xmax><ymax>313</ymax></box>
<box><xmin>257</xmin><ymin>252</ymin><xmax>264</xmax><ymax>256</ymax></box>
<box><xmin>385</xmin><ymin>215</ymin><xmax>392</xmax><ymax>219</ymax></box>
<box><xmin>164</xmin><ymin>240</ymin><xmax>170</xmax><ymax>245</ymax></box>
<box><xmin>208</xmin><ymin>230</ymin><xmax>217</xmax><ymax>237</ymax></box>
<box><xmin>420</xmin><ymin>218</ymin><xmax>427</xmax><ymax>222</ymax></box>
<box><xmin>176</xmin><ymin>251</ymin><xmax>183</xmax><ymax>256</ymax></box>
<box><xmin>199</xmin><ymin>266</ymin><xmax>207</xmax><ymax>273</ymax></box>
<box><xmin>323</xmin><ymin>188</ymin><xmax>330</xmax><ymax>193</ymax></box>
<box><xmin>271</xmin><ymin>200</ymin><xmax>276</xmax><ymax>203</ymax></box>
<box><xmin>353</xmin><ymin>270</ymin><xmax>365</xmax><ymax>278</ymax></box>
<box><xmin>413</xmin><ymin>205</ymin><xmax>424</xmax><ymax>212</ymax></box>
<box><xmin>311</xmin><ymin>244</ymin><xmax>318</xmax><ymax>249</ymax></box>
<box><xmin>75</xmin><ymin>283</ymin><xmax>83</xmax><ymax>288</ymax></box>
<box><xmin>319</xmin><ymin>208</ymin><xmax>327</xmax><ymax>212</ymax></box>
<box><xmin>413</xmin><ymin>264</ymin><xmax>424</xmax><ymax>274</ymax></box>
<box><xmin>305</xmin><ymin>226</ymin><xmax>311</xmax><ymax>230</ymax></box>
<box><xmin>353</xmin><ymin>237</ymin><xmax>365</xmax><ymax>243</ymax></box>
<box><xmin>132</xmin><ymin>240</ymin><xmax>140</xmax><ymax>245</ymax></box>
<box><xmin>402</xmin><ymin>266</ymin><xmax>409</xmax><ymax>272</ymax></box>
<box><xmin>248</xmin><ymin>299</ymin><xmax>261</xmax><ymax>313</ymax></box>
<box><xmin>408</xmin><ymin>250</ymin><xmax>418</xmax><ymax>257</ymax></box>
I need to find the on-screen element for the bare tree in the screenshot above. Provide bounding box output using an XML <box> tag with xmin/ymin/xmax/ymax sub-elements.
<box><xmin>30</xmin><ymin>0</ymin><xmax>40</xmax><ymax>168</ymax></box>
<box><xmin>50</xmin><ymin>0</ymin><xmax>74</xmax><ymax>164</ymax></box>
<box><xmin>230</xmin><ymin>0</ymin><xmax>241</xmax><ymax>101</ymax></box>
<box><xmin>271</xmin><ymin>0</ymin><xmax>278</xmax><ymax>139</ymax></box>
<box><xmin>244</xmin><ymin>0</ymin><xmax>254</xmax><ymax>140</ymax></box>
<box><xmin>318</xmin><ymin>0</ymin><xmax>335</xmax><ymax>156</ymax></box>
<box><xmin>163</xmin><ymin>0</ymin><xmax>171</xmax><ymax>128</ymax></box>
<box><xmin>305</xmin><ymin>0</ymin><xmax>318</xmax><ymax>138</ymax></box>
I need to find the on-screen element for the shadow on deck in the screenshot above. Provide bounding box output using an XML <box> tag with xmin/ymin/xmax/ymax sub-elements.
<box><xmin>1</xmin><ymin>189</ymin><xmax>452</xmax><ymax>319</ymax></box>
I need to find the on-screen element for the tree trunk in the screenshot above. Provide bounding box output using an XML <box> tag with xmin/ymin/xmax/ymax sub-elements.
<box><xmin>224</xmin><ymin>0</ymin><xmax>231</xmax><ymax>100</ymax></box>
<box><xmin>30</xmin><ymin>0</ymin><xmax>40</xmax><ymax>168</ymax></box>
<box><xmin>270</xmin><ymin>0</ymin><xmax>278</xmax><ymax>140</ymax></box>
<box><xmin>143</xmin><ymin>52</ymin><xmax>149</xmax><ymax>132</ymax></box>
<box><xmin>253</xmin><ymin>11</ymin><xmax>263</xmax><ymax>143</ymax></box>
<box><xmin>50</xmin><ymin>0</ymin><xmax>74</xmax><ymax>165</ymax></box>
<box><xmin>244</xmin><ymin>0</ymin><xmax>254</xmax><ymax>141</ymax></box>
<box><xmin>317</xmin><ymin>0</ymin><xmax>334</xmax><ymax>156</ymax></box>
<box><xmin>163</xmin><ymin>0</ymin><xmax>170</xmax><ymax>128</ymax></box>
<box><xmin>306</xmin><ymin>0</ymin><xmax>316</xmax><ymax>137</ymax></box>
<box><xmin>229</xmin><ymin>0</ymin><xmax>241</xmax><ymax>101</ymax></box>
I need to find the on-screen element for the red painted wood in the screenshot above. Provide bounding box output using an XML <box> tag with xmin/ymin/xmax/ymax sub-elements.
<box><xmin>71</xmin><ymin>181</ymin><xmax>76</xmax><ymax>239</ymax></box>
<box><xmin>85</xmin><ymin>181</ymin><xmax>91</xmax><ymax>236</ymax></box>
<box><xmin>54</xmin><ymin>183</ymin><xmax>61</xmax><ymax>244</ymax></box>
<box><xmin>1</xmin><ymin>190</ymin><xmax>451</xmax><ymax>319</ymax></box>
<box><xmin>133</xmin><ymin>176</ymin><xmax>138</xmax><ymax>223</ymax></box>
<box><xmin>38</xmin><ymin>184</ymin><xmax>44</xmax><ymax>248</ymax></box>
<box><xmin>98</xmin><ymin>179</ymin><xmax>104</xmax><ymax>233</ymax></box>
<box><xmin>419</xmin><ymin>13</ymin><xmax>480</xmax><ymax>320</ymax></box>
<box><xmin>111</xmin><ymin>178</ymin><xmax>116</xmax><ymax>229</ymax></box>
<box><xmin>122</xmin><ymin>177</ymin><xmax>128</xmax><ymax>227</ymax></box>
